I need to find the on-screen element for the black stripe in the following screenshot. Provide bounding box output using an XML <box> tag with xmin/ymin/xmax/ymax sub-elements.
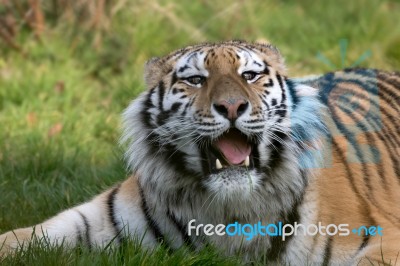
<box><xmin>276</xmin><ymin>73</ymin><xmax>284</xmax><ymax>89</ymax></box>
<box><xmin>332</xmin><ymin>93</ymin><xmax>400</xmax><ymax>224</ymax></box>
<box><xmin>178</xmin><ymin>65</ymin><xmax>190</xmax><ymax>73</ymax></box>
<box><xmin>267</xmin><ymin>130</ymin><xmax>287</xmax><ymax>170</ymax></box>
<box><xmin>377</xmin><ymin>82</ymin><xmax>400</xmax><ymax>114</ymax></box>
<box><xmin>158</xmin><ymin>81</ymin><xmax>165</xmax><ymax>111</ymax></box>
<box><xmin>157</xmin><ymin>102</ymin><xmax>183</xmax><ymax>126</ymax></box>
<box><xmin>107</xmin><ymin>186</ymin><xmax>122</xmax><ymax>243</ymax></box>
<box><xmin>335</xmin><ymin>86</ymin><xmax>400</xmax><ymax>140</ymax></box>
<box><xmin>379</xmin><ymin>71</ymin><xmax>400</xmax><ymax>86</ymax></box>
<box><xmin>322</xmin><ymin>236</ymin><xmax>333</xmax><ymax>266</ymax></box>
<box><xmin>138</xmin><ymin>184</ymin><xmax>168</xmax><ymax>246</ymax></box>
<box><xmin>171</xmin><ymin>72</ymin><xmax>178</xmax><ymax>88</ymax></box>
<box><xmin>76</xmin><ymin>210</ymin><xmax>92</xmax><ymax>250</ymax></box>
<box><xmin>334</xmin><ymin>79</ymin><xmax>400</xmax><ymax>178</ymax></box>
<box><xmin>140</xmin><ymin>87</ymin><xmax>157</xmax><ymax>129</ymax></box>
<box><xmin>200</xmin><ymin>143</ymin><xmax>213</xmax><ymax>175</ymax></box>
<box><xmin>163</xmin><ymin>142</ymin><xmax>200</xmax><ymax>177</ymax></box>
<box><xmin>280</xmin><ymin>78</ymin><xmax>287</xmax><ymax>102</ymax></box>
<box><xmin>204</xmin><ymin>51</ymin><xmax>210</xmax><ymax>64</ymax></box>
<box><xmin>332</xmin><ymin>141</ymin><xmax>377</xmax><ymax>223</ymax></box>
<box><xmin>263</xmin><ymin>62</ymin><xmax>270</xmax><ymax>75</ymax></box>
<box><xmin>157</xmin><ymin>111</ymin><xmax>170</xmax><ymax>126</ymax></box>
<box><xmin>245</xmin><ymin>125</ymin><xmax>265</xmax><ymax>130</ymax></box>
<box><xmin>330</xmin><ymin>140</ymin><xmax>378</xmax><ymax>260</ymax></box>
<box><xmin>358</xmin><ymin>233</ymin><xmax>370</xmax><ymax>252</ymax></box>
<box><xmin>245</xmin><ymin>119</ymin><xmax>265</xmax><ymax>123</ymax></box>
<box><xmin>253</xmin><ymin>60</ymin><xmax>262</xmax><ymax>67</ymax></box>
<box><xmin>336</xmin><ymin>101</ymin><xmax>385</xmax><ymax>184</ymax></box>
<box><xmin>263</xmin><ymin>78</ymin><xmax>274</xmax><ymax>88</ymax></box>
<box><xmin>319</xmin><ymin>74</ymin><xmax>400</xmax><ymax>225</ymax></box>
<box><xmin>181</xmin><ymin>102</ymin><xmax>190</xmax><ymax>117</ymax></box>
<box><xmin>333</xmin><ymin>70</ymin><xmax>400</xmax><ymax>118</ymax></box>
<box><xmin>275</xmin><ymin>105</ymin><xmax>287</xmax><ymax>119</ymax></box>
<box><xmin>243</xmin><ymin>53</ymin><xmax>248</xmax><ymax>66</ymax></box>
<box><xmin>265</xmin><ymin>193</ymin><xmax>302</xmax><ymax>261</ymax></box>
<box><xmin>75</xmin><ymin>224</ymin><xmax>83</xmax><ymax>245</ymax></box>
<box><xmin>166</xmin><ymin>209</ymin><xmax>194</xmax><ymax>250</ymax></box>
<box><xmin>260</xmin><ymin>131</ymin><xmax>288</xmax><ymax>184</ymax></box>
<box><xmin>286</xmin><ymin>78</ymin><xmax>299</xmax><ymax>106</ymax></box>
<box><xmin>261</xmin><ymin>98</ymin><xmax>271</xmax><ymax>118</ymax></box>
<box><xmin>170</xmin><ymin>103</ymin><xmax>182</xmax><ymax>113</ymax></box>
<box><xmin>188</xmin><ymin>95</ymin><xmax>197</xmax><ymax>108</ymax></box>
<box><xmin>330</xmin><ymin>106</ymin><xmax>400</xmax><ymax>225</ymax></box>
<box><xmin>198</xmin><ymin>122</ymin><xmax>221</xmax><ymax>127</ymax></box>
<box><xmin>196</xmin><ymin>128</ymin><xmax>220</xmax><ymax>133</ymax></box>
<box><xmin>378</xmin><ymin>72</ymin><xmax>400</xmax><ymax>108</ymax></box>
<box><xmin>320</xmin><ymin>75</ymin><xmax>400</xmax><ymax>178</ymax></box>
<box><xmin>337</xmin><ymin>96</ymin><xmax>400</xmax><ymax>187</ymax></box>
<box><xmin>187</xmin><ymin>49</ymin><xmax>202</xmax><ymax>63</ymax></box>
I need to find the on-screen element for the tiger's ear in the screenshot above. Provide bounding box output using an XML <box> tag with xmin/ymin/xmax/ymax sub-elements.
<box><xmin>144</xmin><ymin>57</ymin><xmax>170</xmax><ymax>89</ymax></box>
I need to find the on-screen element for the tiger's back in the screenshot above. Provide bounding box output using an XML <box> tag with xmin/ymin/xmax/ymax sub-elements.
<box><xmin>297</xmin><ymin>69</ymin><xmax>400</xmax><ymax>264</ymax></box>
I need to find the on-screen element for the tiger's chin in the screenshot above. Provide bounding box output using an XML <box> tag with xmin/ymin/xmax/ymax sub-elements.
<box><xmin>200</xmin><ymin>128</ymin><xmax>261</xmax><ymax>201</ymax></box>
<box><xmin>202</xmin><ymin>167</ymin><xmax>261</xmax><ymax>201</ymax></box>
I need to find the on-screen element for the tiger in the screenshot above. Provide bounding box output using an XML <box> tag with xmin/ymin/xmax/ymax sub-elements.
<box><xmin>1</xmin><ymin>40</ymin><xmax>400</xmax><ymax>265</ymax></box>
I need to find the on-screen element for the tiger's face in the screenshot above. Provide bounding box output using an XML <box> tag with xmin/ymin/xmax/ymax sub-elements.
<box><xmin>124</xmin><ymin>41</ymin><xmax>317</xmax><ymax>202</ymax></box>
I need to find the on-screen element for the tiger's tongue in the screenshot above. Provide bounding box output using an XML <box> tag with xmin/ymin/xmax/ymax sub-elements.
<box><xmin>214</xmin><ymin>131</ymin><xmax>251</xmax><ymax>165</ymax></box>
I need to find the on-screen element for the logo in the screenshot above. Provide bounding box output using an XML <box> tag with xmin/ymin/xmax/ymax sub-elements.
<box><xmin>188</xmin><ymin>220</ymin><xmax>383</xmax><ymax>241</ymax></box>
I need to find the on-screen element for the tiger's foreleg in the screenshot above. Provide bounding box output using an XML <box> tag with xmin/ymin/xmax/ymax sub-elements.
<box><xmin>0</xmin><ymin>177</ymin><xmax>151</xmax><ymax>256</ymax></box>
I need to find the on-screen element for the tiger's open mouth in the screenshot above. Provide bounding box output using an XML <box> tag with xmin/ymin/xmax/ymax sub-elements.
<box><xmin>202</xmin><ymin>128</ymin><xmax>256</xmax><ymax>174</ymax></box>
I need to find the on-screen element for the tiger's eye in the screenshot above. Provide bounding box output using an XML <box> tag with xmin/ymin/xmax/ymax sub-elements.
<box><xmin>242</xmin><ymin>71</ymin><xmax>257</xmax><ymax>81</ymax></box>
<box><xmin>185</xmin><ymin>76</ymin><xmax>205</xmax><ymax>86</ymax></box>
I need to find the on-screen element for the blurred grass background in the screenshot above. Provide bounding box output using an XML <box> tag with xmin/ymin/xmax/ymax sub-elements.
<box><xmin>0</xmin><ymin>0</ymin><xmax>400</xmax><ymax>264</ymax></box>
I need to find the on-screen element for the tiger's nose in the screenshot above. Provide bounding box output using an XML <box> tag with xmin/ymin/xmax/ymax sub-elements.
<box><xmin>213</xmin><ymin>99</ymin><xmax>249</xmax><ymax>120</ymax></box>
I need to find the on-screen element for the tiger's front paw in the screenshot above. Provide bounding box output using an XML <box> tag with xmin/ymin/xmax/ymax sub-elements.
<box><xmin>0</xmin><ymin>228</ymin><xmax>34</xmax><ymax>257</ymax></box>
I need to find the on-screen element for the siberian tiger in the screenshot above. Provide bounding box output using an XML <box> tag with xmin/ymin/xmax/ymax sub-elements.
<box><xmin>1</xmin><ymin>40</ymin><xmax>400</xmax><ymax>265</ymax></box>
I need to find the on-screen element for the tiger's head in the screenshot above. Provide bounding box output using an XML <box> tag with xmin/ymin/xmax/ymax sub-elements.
<box><xmin>123</xmin><ymin>40</ymin><xmax>325</xmax><ymax>204</ymax></box>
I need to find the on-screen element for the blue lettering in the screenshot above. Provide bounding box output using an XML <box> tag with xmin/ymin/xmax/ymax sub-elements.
<box><xmin>226</xmin><ymin>222</ymin><xmax>239</xmax><ymax>236</ymax></box>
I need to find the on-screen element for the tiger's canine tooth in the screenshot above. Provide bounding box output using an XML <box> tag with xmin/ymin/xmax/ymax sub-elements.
<box><xmin>244</xmin><ymin>156</ymin><xmax>250</xmax><ymax>167</ymax></box>
<box><xmin>216</xmin><ymin>159</ymin><xmax>223</xmax><ymax>169</ymax></box>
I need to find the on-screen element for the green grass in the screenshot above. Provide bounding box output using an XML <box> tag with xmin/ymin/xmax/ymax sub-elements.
<box><xmin>0</xmin><ymin>237</ymin><xmax>241</xmax><ymax>265</ymax></box>
<box><xmin>0</xmin><ymin>0</ymin><xmax>400</xmax><ymax>265</ymax></box>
